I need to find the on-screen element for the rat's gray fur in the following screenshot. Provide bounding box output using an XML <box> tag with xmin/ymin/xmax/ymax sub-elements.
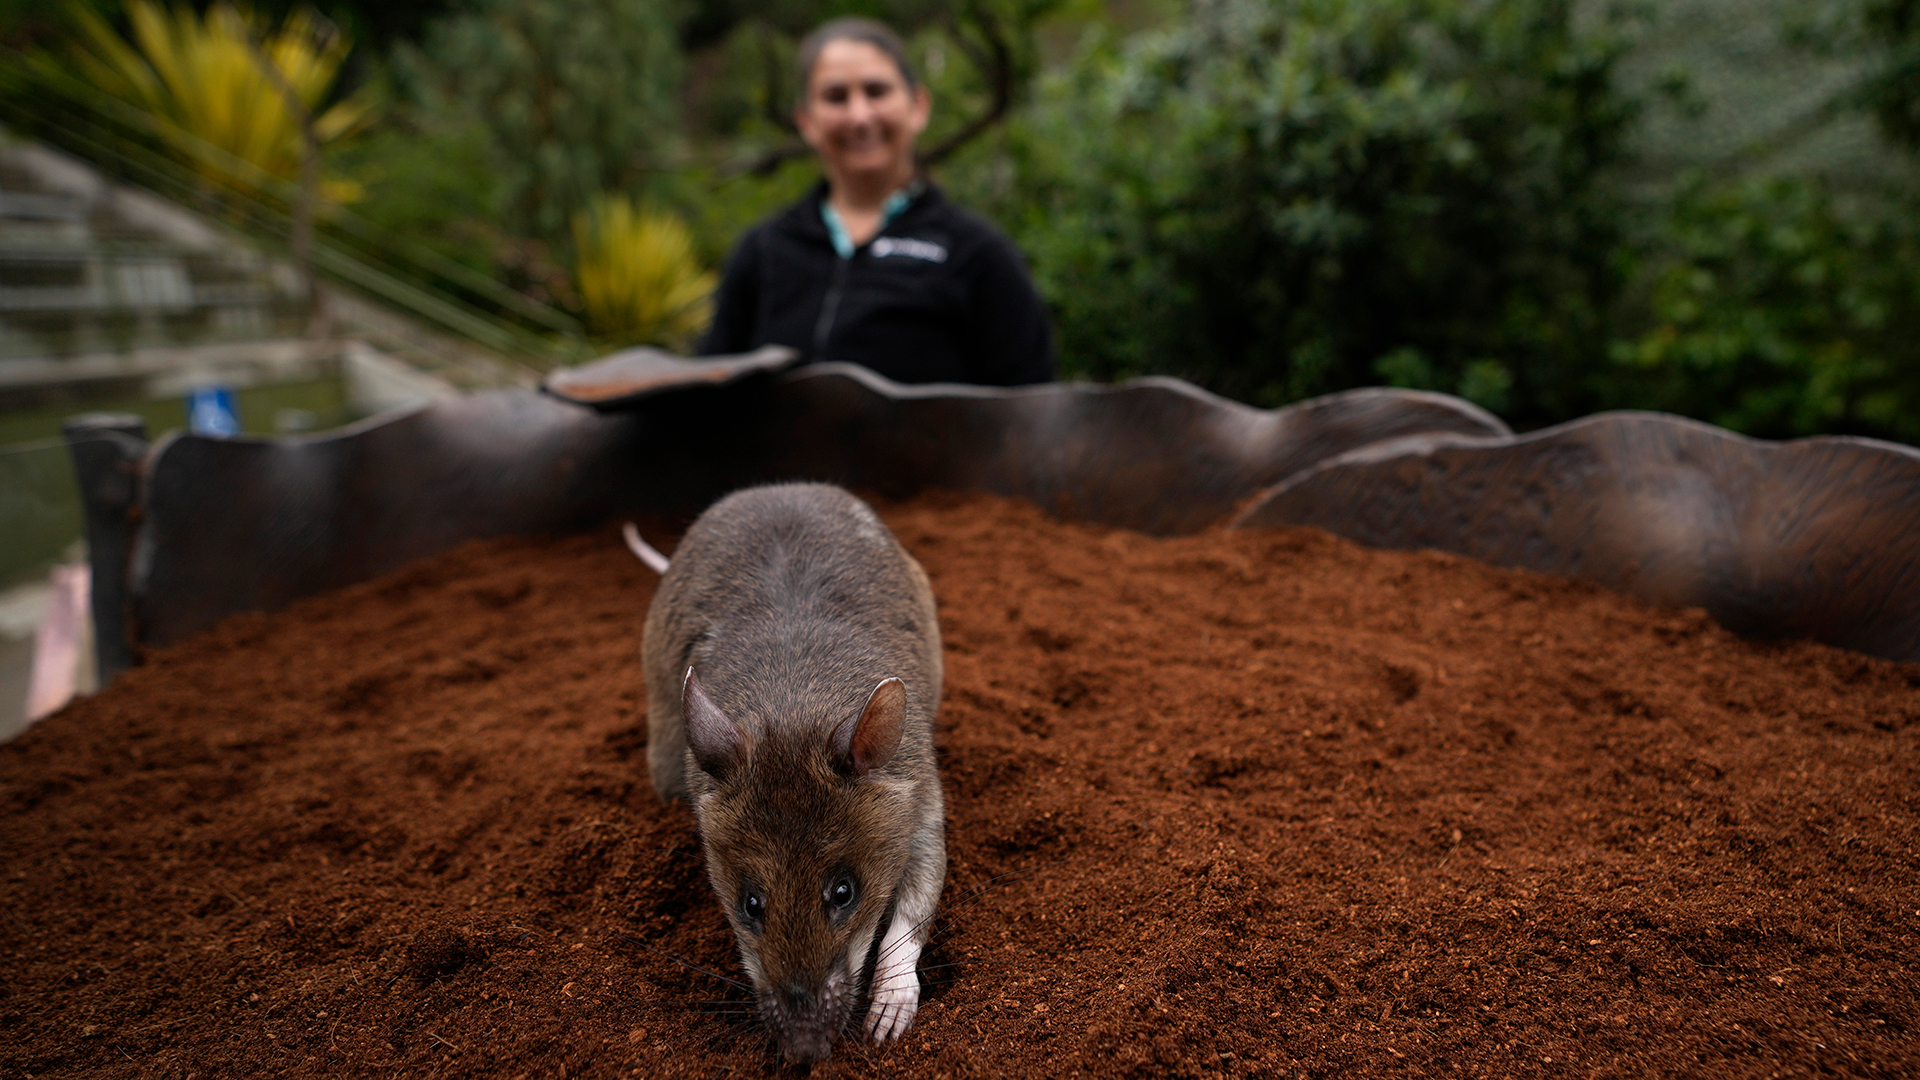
<box><xmin>641</xmin><ymin>483</ymin><xmax>946</xmax><ymax>1063</ymax></box>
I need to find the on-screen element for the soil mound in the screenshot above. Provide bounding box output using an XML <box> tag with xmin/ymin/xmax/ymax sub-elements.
<box><xmin>3</xmin><ymin>490</ymin><xmax>1916</xmax><ymax>1078</ymax></box>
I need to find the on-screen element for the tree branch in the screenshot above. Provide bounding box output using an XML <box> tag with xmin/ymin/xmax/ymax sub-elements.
<box><xmin>737</xmin><ymin>139</ymin><xmax>812</xmax><ymax>179</ymax></box>
<box><xmin>921</xmin><ymin>2</ymin><xmax>1014</xmax><ymax>167</ymax></box>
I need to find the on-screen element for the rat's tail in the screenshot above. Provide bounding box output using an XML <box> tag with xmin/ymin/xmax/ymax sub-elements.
<box><xmin>622</xmin><ymin>522</ymin><xmax>670</xmax><ymax>574</ymax></box>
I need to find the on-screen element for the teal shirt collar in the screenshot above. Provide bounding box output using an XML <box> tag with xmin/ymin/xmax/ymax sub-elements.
<box><xmin>821</xmin><ymin>184</ymin><xmax>920</xmax><ymax>259</ymax></box>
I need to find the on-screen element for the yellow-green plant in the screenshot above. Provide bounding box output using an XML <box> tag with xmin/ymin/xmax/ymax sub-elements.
<box><xmin>66</xmin><ymin>0</ymin><xmax>373</xmax><ymax>195</ymax></box>
<box><xmin>572</xmin><ymin>196</ymin><xmax>716</xmax><ymax>348</ymax></box>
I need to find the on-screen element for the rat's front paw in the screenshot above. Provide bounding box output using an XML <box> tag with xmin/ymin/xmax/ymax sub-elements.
<box><xmin>865</xmin><ymin>960</ymin><xmax>920</xmax><ymax>1044</ymax></box>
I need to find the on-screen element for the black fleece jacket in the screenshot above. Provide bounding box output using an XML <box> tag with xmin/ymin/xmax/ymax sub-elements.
<box><xmin>698</xmin><ymin>182</ymin><xmax>1055</xmax><ymax>386</ymax></box>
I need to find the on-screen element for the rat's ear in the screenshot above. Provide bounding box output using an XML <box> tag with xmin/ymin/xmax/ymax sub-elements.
<box><xmin>837</xmin><ymin>677</ymin><xmax>907</xmax><ymax>778</ymax></box>
<box><xmin>684</xmin><ymin>668</ymin><xmax>751</xmax><ymax>779</ymax></box>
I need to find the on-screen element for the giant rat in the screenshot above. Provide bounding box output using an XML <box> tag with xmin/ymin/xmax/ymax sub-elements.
<box><xmin>639</xmin><ymin>483</ymin><xmax>946</xmax><ymax>1063</ymax></box>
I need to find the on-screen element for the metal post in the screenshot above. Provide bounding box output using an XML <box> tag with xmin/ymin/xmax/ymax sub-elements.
<box><xmin>63</xmin><ymin>413</ymin><xmax>148</xmax><ymax>683</ymax></box>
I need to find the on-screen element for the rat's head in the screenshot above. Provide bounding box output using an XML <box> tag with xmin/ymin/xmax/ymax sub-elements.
<box><xmin>681</xmin><ymin>669</ymin><xmax>920</xmax><ymax>1064</ymax></box>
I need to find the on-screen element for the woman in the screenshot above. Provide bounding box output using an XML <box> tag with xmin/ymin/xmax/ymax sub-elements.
<box><xmin>698</xmin><ymin>18</ymin><xmax>1055</xmax><ymax>386</ymax></box>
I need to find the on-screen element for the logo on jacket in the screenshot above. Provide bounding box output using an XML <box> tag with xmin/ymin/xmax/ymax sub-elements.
<box><xmin>871</xmin><ymin>237</ymin><xmax>948</xmax><ymax>263</ymax></box>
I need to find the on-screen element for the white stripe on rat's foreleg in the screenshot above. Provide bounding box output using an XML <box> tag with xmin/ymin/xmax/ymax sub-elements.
<box><xmin>866</xmin><ymin>823</ymin><xmax>944</xmax><ymax>1045</ymax></box>
<box><xmin>865</xmin><ymin>889</ymin><xmax>931</xmax><ymax>1043</ymax></box>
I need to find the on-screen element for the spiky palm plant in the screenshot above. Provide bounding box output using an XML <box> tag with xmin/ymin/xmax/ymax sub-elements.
<box><xmin>66</xmin><ymin>0</ymin><xmax>372</xmax><ymax>193</ymax></box>
<box><xmin>572</xmin><ymin>196</ymin><xmax>716</xmax><ymax>349</ymax></box>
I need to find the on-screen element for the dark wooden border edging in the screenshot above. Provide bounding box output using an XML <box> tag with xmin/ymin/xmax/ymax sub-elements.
<box><xmin>62</xmin><ymin>413</ymin><xmax>149</xmax><ymax>683</ymax></box>
<box><xmin>119</xmin><ymin>367</ymin><xmax>1507</xmax><ymax>651</ymax></box>
<box><xmin>84</xmin><ymin>365</ymin><xmax>1920</xmax><ymax>666</ymax></box>
<box><xmin>1232</xmin><ymin>412</ymin><xmax>1920</xmax><ymax>661</ymax></box>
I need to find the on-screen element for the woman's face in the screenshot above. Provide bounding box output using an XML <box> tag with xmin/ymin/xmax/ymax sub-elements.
<box><xmin>795</xmin><ymin>38</ymin><xmax>930</xmax><ymax>189</ymax></box>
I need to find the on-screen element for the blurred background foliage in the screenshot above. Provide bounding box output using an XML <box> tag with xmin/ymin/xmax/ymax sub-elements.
<box><xmin>571</xmin><ymin>192</ymin><xmax>716</xmax><ymax>347</ymax></box>
<box><xmin>4</xmin><ymin>0</ymin><xmax>1917</xmax><ymax>438</ymax></box>
<box><xmin>390</xmin><ymin>0</ymin><xmax>685</xmax><ymax>242</ymax></box>
<box><xmin>966</xmin><ymin>0</ymin><xmax>1640</xmax><ymax>423</ymax></box>
<box><xmin>61</xmin><ymin>0</ymin><xmax>375</xmax><ymax>194</ymax></box>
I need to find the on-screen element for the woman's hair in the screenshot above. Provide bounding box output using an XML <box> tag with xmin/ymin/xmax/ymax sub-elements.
<box><xmin>795</xmin><ymin>17</ymin><xmax>919</xmax><ymax>106</ymax></box>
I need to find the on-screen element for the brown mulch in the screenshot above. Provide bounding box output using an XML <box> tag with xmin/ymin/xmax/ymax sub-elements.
<box><xmin>2</xmin><ymin>489</ymin><xmax>1917</xmax><ymax>1078</ymax></box>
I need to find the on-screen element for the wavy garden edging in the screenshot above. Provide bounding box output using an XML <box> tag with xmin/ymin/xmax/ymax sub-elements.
<box><xmin>105</xmin><ymin>366</ymin><xmax>1506</xmax><ymax>654</ymax></box>
<box><xmin>1233</xmin><ymin>412</ymin><xmax>1920</xmax><ymax>661</ymax></box>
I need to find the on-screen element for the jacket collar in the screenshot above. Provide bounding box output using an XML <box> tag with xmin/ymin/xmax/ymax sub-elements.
<box><xmin>777</xmin><ymin>178</ymin><xmax>943</xmax><ymax>244</ymax></box>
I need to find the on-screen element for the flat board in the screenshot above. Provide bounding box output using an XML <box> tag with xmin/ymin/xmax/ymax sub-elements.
<box><xmin>540</xmin><ymin>345</ymin><xmax>802</xmax><ymax>410</ymax></box>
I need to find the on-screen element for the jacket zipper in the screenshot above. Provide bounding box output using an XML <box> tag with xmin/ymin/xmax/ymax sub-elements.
<box><xmin>812</xmin><ymin>255</ymin><xmax>850</xmax><ymax>361</ymax></box>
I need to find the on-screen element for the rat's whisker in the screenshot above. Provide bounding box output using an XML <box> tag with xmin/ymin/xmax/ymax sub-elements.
<box><xmin>888</xmin><ymin>857</ymin><xmax>1085</xmax><ymax>948</ymax></box>
<box><xmin>711</xmin><ymin>1026</ymin><xmax>776</xmax><ymax>1067</ymax></box>
<box><xmin>916</xmin><ymin>959</ymin><xmax>1013</xmax><ymax>973</ymax></box>
<box><xmin>863</xmin><ymin>856</ymin><xmax>1089</xmax><ymax>997</ymax></box>
<box><xmin>616</xmin><ymin>933</ymin><xmax>753</xmax><ymax>992</ymax></box>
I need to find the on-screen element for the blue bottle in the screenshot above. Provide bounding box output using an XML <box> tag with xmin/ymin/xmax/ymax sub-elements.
<box><xmin>186</xmin><ymin>386</ymin><xmax>240</xmax><ymax>436</ymax></box>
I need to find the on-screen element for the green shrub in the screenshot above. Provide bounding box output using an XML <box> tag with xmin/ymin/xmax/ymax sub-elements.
<box><xmin>961</xmin><ymin>0</ymin><xmax>1641</xmax><ymax>422</ymax></box>
<box><xmin>1864</xmin><ymin>0</ymin><xmax>1920</xmax><ymax>148</ymax></box>
<box><xmin>331</xmin><ymin>116</ymin><xmax>504</xmax><ymax>275</ymax></box>
<box><xmin>1613</xmin><ymin>174</ymin><xmax>1920</xmax><ymax>442</ymax></box>
<box><xmin>397</xmin><ymin>0</ymin><xmax>687</xmax><ymax>243</ymax></box>
<box><xmin>572</xmin><ymin>194</ymin><xmax>717</xmax><ymax>349</ymax></box>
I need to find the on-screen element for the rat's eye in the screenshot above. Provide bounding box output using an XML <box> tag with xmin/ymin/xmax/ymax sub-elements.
<box><xmin>739</xmin><ymin>887</ymin><xmax>765</xmax><ymax>927</ymax></box>
<box><xmin>824</xmin><ymin>874</ymin><xmax>859</xmax><ymax>914</ymax></box>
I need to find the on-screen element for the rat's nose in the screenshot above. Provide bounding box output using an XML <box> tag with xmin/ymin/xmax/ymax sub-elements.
<box><xmin>780</xmin><ymin>1030</ymin><xmax>832</xmax><ymax>1065</ymax></box>
<box><xmin>773</xmin><ymin>981</ymin><xmax>834</xmax><ymax>1064</ymax></box>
